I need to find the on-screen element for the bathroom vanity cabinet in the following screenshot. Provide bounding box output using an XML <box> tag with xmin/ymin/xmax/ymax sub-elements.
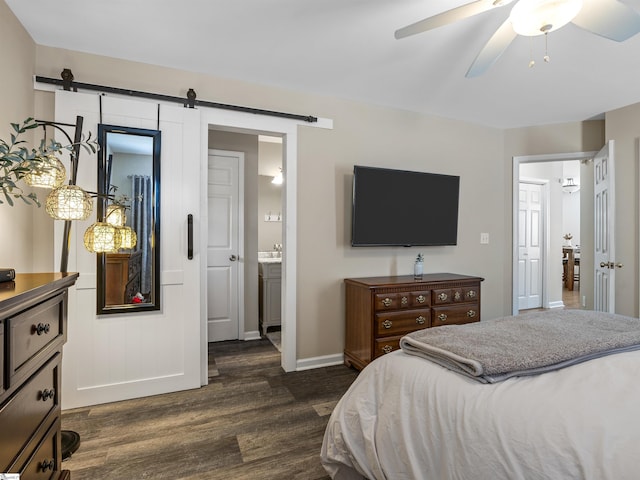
<box><xmin>259</xmin><ymin>261</ymin><xmax>281</xmax><ymax>335</ymax></box>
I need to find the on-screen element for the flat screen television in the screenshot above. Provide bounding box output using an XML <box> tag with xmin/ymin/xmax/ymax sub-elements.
<box><xmin>351</xmin><ymin>165</ymin><xmax>460</xmax><ymax>247</ymax></box>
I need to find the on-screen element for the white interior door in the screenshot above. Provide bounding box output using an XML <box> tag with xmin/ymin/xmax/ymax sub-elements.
<box><xmin>518</xmin><ymin>182</ymin><xmax>544</xmax><ymax>310</ymax></box>
<box><xmin>594</xmin><ymin>141</ymin><xmax>616</xmax><ymax>312</ymax></box>
<box><xmin>207</xmin><ymin>149</ymin><xmax>243</xmax><ymax>341</ymax></box>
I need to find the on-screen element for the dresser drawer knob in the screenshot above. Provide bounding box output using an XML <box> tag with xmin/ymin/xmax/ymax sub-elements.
<box><xmin>34</xmin><ymin>322</ymin><xmax>51</xmax><ymax>335</ymax></box>
<box><xmin>467</xmin><ymin>290</ymin><xmax>477</xmax><ymax>298</ymax></box>
<box><xmin>416</xmin><ymin>295</ymin><xmax>426</xmax><ymax>304</ymax></box>
<box><xmin>40</xmin><ymin>459</ymin><xmax>55</xmax><ymax>471</ymax></box>
<box><xmin>416</xmin><ymin>315</ymin><xmax>426</xmax><ymax>325</ymax></box>
<box><xmin>382</xmin><ymin>319</ymin><xmax>393</xmax><ymax>329</ymax></box>
<box><xmin>438</xmin><ymin>313</ymin><xmax>448</xmax><ymax>322</ymax></box>
<box><xmin>40</xmin><ymin>388</ymin><xmax>56</xmax><ymax>401</ymax></box>
<box><xmin>382</xmin><ymin>345</ymin><xmax>393</xmax><ymax>354</ymax></box>
<box><xmin>467</xmin><ymin>310</ymin><xmax>477</xmax><ymax>318</ymax></box>
<box><xmin>382</xmin><ymin>298</ymin><xmax>392</xmax><ymax>307</ymax></box>
<box><xmin>438</xmin><ymin>293</ymin><xmax>448</xmax><ymax>301</ymax></box>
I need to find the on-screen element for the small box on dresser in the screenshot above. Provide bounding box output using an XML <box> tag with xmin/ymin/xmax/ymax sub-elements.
<box><xmin>344</xmin><ymin>273</ymin><xmax>483</xmax><ymax>370</ymax></box>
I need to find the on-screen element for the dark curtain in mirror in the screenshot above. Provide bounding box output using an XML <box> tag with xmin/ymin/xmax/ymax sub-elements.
<box><xmin>96</xmin><ymin>124</ymin><xmax>161</xmax><ymax>314</ymax></box>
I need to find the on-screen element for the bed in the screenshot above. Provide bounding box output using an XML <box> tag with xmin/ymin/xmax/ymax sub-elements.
<box><xmin>321</xmin><ymin>310</ymin><xmax>640</xmax><ymax>480</ymax></box>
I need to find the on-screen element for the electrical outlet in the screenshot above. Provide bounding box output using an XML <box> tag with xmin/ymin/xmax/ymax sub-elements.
<box><xmin>480</xmin><ymin>233</ymin><xmax>489</xmax><ymax>244</ymax></box>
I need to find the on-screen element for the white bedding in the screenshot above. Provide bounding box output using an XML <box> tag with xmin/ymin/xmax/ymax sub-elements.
<box><xmin>321</xmin><ymin>349</ymin><xmax>640</xmax><ymax>480</ymax></box>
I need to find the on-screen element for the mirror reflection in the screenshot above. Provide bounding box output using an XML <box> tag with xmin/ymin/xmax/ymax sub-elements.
<box><xmin>97</xmin><ymin>124</ymin><xmax>161</xmax><ymax>314</ymax></box>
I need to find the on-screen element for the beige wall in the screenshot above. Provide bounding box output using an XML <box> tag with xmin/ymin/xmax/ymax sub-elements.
<box><xmin>258</xmin><ymin>175</ymin><xmax>283</xmax><ymax>251</ymax></box>
<box><xmin>0</xmin><ymin>1</ymin><xmax>37</xmax><ymax>271</ymax></box>
<box><xmin>0</xmin><ymin>13</ymin><xmax>634</xmax><ymax>361</ymax></box>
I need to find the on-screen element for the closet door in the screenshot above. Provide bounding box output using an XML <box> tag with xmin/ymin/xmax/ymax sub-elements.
<box><xmin>55</xmin><ymin>90</ymin><xmax>202</xmax><ymax>408</ymax></box>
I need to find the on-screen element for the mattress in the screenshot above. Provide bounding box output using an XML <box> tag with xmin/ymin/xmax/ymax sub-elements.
<box><xmin>321</xmin><ymin>348</ymin><xmax>640</xmax><ymax>479</ymax></box>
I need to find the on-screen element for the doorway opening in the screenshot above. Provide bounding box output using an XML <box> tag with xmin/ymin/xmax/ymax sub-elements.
<box><xmin>512</xmin><ymin>151</ymin><xmax>596</xmax><ymax>316</ymax></box>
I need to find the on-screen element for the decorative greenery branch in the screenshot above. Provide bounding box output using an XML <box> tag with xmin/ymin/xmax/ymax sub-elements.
<box><xmin>0</xmin><ymin>118</ymin><xmax>98</xmax><ymax>206</ymax></box>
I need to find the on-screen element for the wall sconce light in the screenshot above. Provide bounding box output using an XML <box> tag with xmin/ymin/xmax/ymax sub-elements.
<box><xmin>562</xmin><ymin>177</ymin><xmax>580</xmax><ymax>194</ymax></box>
<box><xmin>271</xmin><ymin>168</ymin><xmax>283</xmax><ymax>185</ymax></box>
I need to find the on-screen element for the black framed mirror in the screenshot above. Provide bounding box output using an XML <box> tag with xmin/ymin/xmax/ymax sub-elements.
<box><xmin>96</xmin><ymin>124</ymin><xmax>161</xmax><ymax>314</ymax></box>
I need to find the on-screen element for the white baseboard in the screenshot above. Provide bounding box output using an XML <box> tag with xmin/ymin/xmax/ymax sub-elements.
<box><xmin>296</xmin><ymin>353</ymin><xmax>344</xmax><ymax>371</ymax></box>
<box><xmin>547</xmin><ymin>301</ymin><xmax>565</xmax><ymax>309</ymax></box>
<box><xmin>243</xmin><ymin>330</ymin><xmax>261</xmax><ymax>341</ymax></box>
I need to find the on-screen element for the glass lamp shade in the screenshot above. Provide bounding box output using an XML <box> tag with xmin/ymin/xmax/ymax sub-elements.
<box><xmin>84</xmin><ymin>222</ymin><xmax>123</xmax><ymax>253</ymax></box>
<box><xmin>23</xmin><ymin>154</ymin><xmax>66</xmax><ymax>189</ymax></box>
<box><xmin>118</xmin><ymin>226</ymin><xmax>137</xmax><ymax>249</ymax></box>
<box><xmin>106</xmin><ymin>204</ymin><xmax>126</xmax><ymax>227</ymax></box>
<box><xmin>510</xmin><ymin>0</ymin><xmax>583</xmax><ymax>36</ymax></box>
<box><xmin>45</xmin><ymin>185</ymin><xmax>93</xmax><ymax>220</ymax></box>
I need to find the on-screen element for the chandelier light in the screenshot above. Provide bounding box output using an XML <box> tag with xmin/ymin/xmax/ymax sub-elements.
<box><xmin>510</xmin><ymin>0</ymin><xmax>583</xmax><ymax>36</ymax></box>
<box><xmin>45</xmin><ymin>185</ymin><xmax>93</xmax><ymax>220</ymax></box>
<box><xmin>23</xmin><ymin>154</ymin><xmax>66</xmax><ymax>189</ymax></box>
<box><xmin>562</xmin><ymin>177</ymin><xmax>580</xmax><ymax>194</ymax></box>
<box><xmin>118</xmin><ymin>226</ymin><xmax>138</xmax><ymax>249</ymax></box>
<box><xmin>83</xmin><ymin>222</ymin><xmax>123</xmax><ymax>253</ymax></box>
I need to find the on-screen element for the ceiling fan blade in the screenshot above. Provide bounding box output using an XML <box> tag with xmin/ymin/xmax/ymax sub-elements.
<box><xmin>571</xmin><ymin>0</ymin><xmax>640</xmax><ymax>41</ymax></box>
<box><xmin>465</xmin><ymin>18</ymin><xmax>517</xmax><ymax>78</ymax></box>
<box><xmin>395</xmin><ymin>0</ymin><xmax>506</xmax><ymax>40</ymax></box>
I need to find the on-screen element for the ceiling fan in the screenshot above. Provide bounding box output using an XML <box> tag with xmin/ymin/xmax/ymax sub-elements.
<box><xmin>395</xmin><ymin>0</ymin><xmax>640</xmax><ymax>77</ymax></box>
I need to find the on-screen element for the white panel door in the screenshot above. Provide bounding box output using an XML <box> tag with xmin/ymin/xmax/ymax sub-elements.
<box><xmin>594</xmin><ymin>141</ymin><xmax>616</xmax><ymax>312</ymax></box>
<box><xmin>207</xmin><ymin>150</ymin><xmax>242</xmax><ymax>341</ymax></box>
<box><xmin>56</xmin><ymin>91</ymin><xmax>202</xmax><ymax>408</ymax></box>
<box><xmin>518</xmin><ymin>182</ymin><xmax>543</xmax><ymax>310</ymax></box>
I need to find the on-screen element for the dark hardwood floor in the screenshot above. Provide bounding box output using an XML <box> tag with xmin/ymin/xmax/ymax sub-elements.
<box><xmin>61</xmin><ymin>339</ymin><xmax>358</xmax><ymax>479</ymax></box>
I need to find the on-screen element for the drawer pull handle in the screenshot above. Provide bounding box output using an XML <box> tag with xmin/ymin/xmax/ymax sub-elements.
<box><xmin>34</xmin><ymin>323</ymin><xmax>51</xmax><ymax>335</ymax></box>
<box><xmin>416</xmin><ymin>315</ymin><xmax>426</xmax><ymax>325</ymax></box>
<box><xmin>416</xmin><ymin>295</ymin><xmax>426</xmax><ymax>304</ymax></box>
<box><xmin>382</xmin><ymin>345</ymin><xmax>393</xmax><ymax>354</ymax></box>
<box><xmin>40</xmin><ymin>459</ymin><xmax>55</xmax><ymax>471</ymax></box>
<box><xmin>468</xmin><ymin>290</ymin><xmax>477</xmax><ymax>298</ymax></box>
<box><xmin>438</xmin><ymin>313</ymin><xmax>448</xmax><ymax>322</ymax></box>
<box><xmin>454</xmin><ymin>291</ymin><xmax>461</xmax><ymax>301</ymax></box>
<box><xmin>401</xmin><ymin>296</ymin><xmax>408</xmax><ymax>306</ymax></box>
<box><xmin>438</xmin><ymin>293</ymin><xmax>448</xmax><ymax>301</ymax></box>
<box><xmin>467</xmin><ymin>310</ymin><xmax>477</xmax><ymax>318</ymax></box>
<box><xmin>382</xmin><ymin>298</ymin><xmax>392</xmax><ymax>307</ymax></box>
<box><xmin>382</xmin><ymin>319</ymin><xmax>393</xmax><ymax>329</ymax></box>
<box><xmin>40</xmin><ymin>388</ymin><xmax>56</xmax><ymax>401</ymax></box>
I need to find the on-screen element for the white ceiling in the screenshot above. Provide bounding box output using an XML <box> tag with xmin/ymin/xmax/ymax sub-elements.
<box><xmin>7</xmin><ymin>0</ymin><xmax>640</xmax><ymax>128</ymax></box>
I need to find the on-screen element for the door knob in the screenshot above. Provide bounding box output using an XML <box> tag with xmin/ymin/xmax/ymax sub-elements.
<box><xmin>600</xmin><ymin>261</ymin><xmax>624</xmax><ymax>269</ymax></box>
<box><xmin>229</xmin><ymin>255</ymin><xmax>237</xmax><ymax>261</ymax></box>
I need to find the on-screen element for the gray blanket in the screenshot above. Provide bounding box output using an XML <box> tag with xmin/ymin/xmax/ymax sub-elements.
<box><xmin>399</xmin><ymin>309</ymin><xmax>640</xmax><ymax>383</ymax></box>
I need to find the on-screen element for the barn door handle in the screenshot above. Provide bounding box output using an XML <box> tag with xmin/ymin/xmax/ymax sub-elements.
<box><xmin>187</xmin><ymin>214</ymin><xmax>193</xmax><ymax>260</ymax></box>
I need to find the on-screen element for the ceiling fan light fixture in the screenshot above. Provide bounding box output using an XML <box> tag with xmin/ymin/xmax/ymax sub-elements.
<box><xmin>510</xmin><ymin>0</ymin><xmax>583</xmax><ymax>36</ymax></box>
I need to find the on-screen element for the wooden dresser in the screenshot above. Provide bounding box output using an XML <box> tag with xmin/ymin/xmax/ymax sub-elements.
<box><xmin>0</xmin><ymin>273</ymin><xmax>78</xmax><ymax>479</ymax></box>
<box><xmin>344</xmin><ymin>273</ymin><xmax>483</xmax><ymax>370</ymax></box>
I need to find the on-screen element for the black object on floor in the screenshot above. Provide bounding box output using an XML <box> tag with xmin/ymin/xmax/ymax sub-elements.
<box><xmin>61</xmin><ymin>430</ymin><xmax>81</xmax><ymax>461</ymax></box>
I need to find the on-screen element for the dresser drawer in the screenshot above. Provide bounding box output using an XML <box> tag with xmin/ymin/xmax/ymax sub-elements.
<box><xmin>16</xmin><ymin>418</ymin><xmax>60</xmax><ymax>480</ymax></box>
<box><xmin>374</xmin><ymin>335</ymin><xmax>403</xmax><ymax>358</ymax></box>
<box><xmin>432</xmin><ymin>304</ymin><xmax>480</xmax><ymax>327</ymax></box>
<box><xmin>375</xmin><ymin>309</ymin><xmax>430</xmax><ymax>336</ymax></box>
<box><xmin>0</xmin><ymin>354</ymin><xmax>60</xmax><ymax>471</ymax></box>
<box><xmin>8</xmin><ymin>293</ymin><xmax>65</xmax><ymax>385</ymax></box>
<box><xmin>1</xmin><ymin>320</ymin><xmax>4</xmax><ymax>396</ymax></box>
<box><xmin>432</xmin><ymin>288</ymin><xmax>465</xmax><ymax>304</ymax></box>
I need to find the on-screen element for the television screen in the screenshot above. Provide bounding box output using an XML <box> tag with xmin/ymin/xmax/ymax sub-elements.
<box><xmin>351</xmin><ymin>165</ymin><xmax>460</xmax><ymax>247</ymax></box>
